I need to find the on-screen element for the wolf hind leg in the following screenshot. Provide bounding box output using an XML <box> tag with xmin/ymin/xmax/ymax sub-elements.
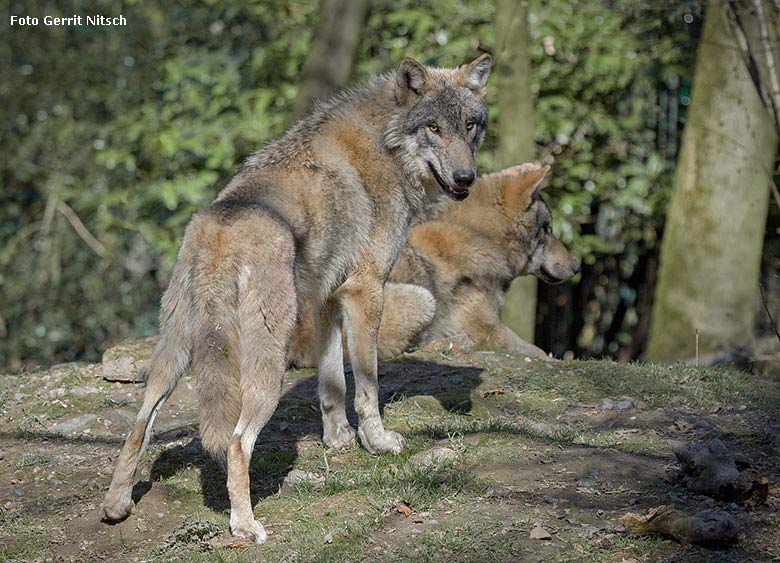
<box><xmin>101</xmin><ymin>260</ymin><xmax>193</xmax><ymax>522</ymax></box>
<box><xmin>227</xmin><ymin>240</ymin><xmax>297</xmax><ymax>543</ymax></box>
<box><xmin>101</xmin><ymin>335</ymin><xmax>190</xmax><ymax>521</ymax></box>
<box><xmin>377</xmin><ymin>283</ymin><xmax>436</xmax><ymax>359</ymax></box>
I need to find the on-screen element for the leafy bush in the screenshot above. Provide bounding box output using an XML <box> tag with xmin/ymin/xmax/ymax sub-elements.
<box><xmin>1</xmin><ymin>0</ymin><xmax>696</xmax><ymax>369</ymax></box>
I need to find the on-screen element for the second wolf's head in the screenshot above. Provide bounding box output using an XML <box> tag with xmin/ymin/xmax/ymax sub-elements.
<box><xmin>453</xmin><ymin>163</ymin><xmax>580</xmax><ymax>284</ymax></box>
<box><xmin>385</xmin><ymin>54</ymin><xmax>493</xmax><ymax>201</ymax></box>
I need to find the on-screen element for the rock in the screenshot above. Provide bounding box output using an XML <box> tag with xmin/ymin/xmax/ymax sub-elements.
<box><xmin>406</xmin><ymin>395</ymin><xmax>447</xmax><ymax>415</ymax></box>
<box><xmin>13</xmin><ymin>392</ymin><xmax>27</xmax><ymax>401</ymax></box>
<box><xmin>323</xmin><ymin>532</ymin><xmax>333</xmax><ymax>544</ymax></box>
<box><xmin>71</xmin><ymin>386</ymin><xmax>99</xmax><ymax>396</ymax></box>
<box><xmin>153</xmin><ymin>417</ymin><xmax>199</xmax><ymax>438</ymax></box>
<box><xmin>283</xmin><ymin>469</ymin><xmax>325</xmax><ymax>487</ymax></box>
<box><xmin>599</xmin><ymin>396</ymin><xmax>638</xmax><ymax>410</ymax></box>
<box><xmin>50</xmin><ymin>413</ymin><xmax>98</xmax><ymax>435</ymax></box>
<box><xmin>530</xmin><ymin>422</ymin><xmax>554</xmax><ymax>436</ymax></box>
<box><xmin>102</xmin><ymin>336</ymin><xmax>157</xmax><ymax>382</ymax></box>
<box><xmin>529</xmin><ymin>525</ymin><xmax>552</xmax><ymax>540</ymax></box>
<box><xmin>577</xmin><ymin>478</ymin><xmax>597</xmax><ymax>489</ymax></box>
<box><xmin>106</xmin><ymin>409</ymin><xmax>136</xmax><ymax>430</ymax></box>
<box><xmin>410</xmin><ymin>446</ymin><xmax>459</xmax><ymax>469</ymax></box>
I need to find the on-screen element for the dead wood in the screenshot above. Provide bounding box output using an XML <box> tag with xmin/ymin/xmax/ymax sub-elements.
<box><xmin>620</xmin><ymin>505</ymin><xmax>738</xmax><ymax>546</ymax></box>
<box><xmin>669</xmin><ymin>439</ymin><xmax>769</xmax><ymax>505</ymax></box>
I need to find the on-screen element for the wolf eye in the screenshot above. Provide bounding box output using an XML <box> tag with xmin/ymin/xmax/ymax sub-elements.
<box><xmin>427</xmin><ymin>122</ymin><xmax>440</xmax><ymax>133</ymax></box>
<box><xmin>465</xmin><ymin>120</ymin><xmax>475</xmax><ymax>131</ymax></box>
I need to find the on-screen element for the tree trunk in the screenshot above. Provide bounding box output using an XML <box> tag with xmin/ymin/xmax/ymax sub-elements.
<box><xmin>496</xmin><ymin>0</ymin><xmax>537</xmax><ymax>342</ymax></box>
<box><xmin>646</xmin><ymin>2</ymin><xmax>779</xmax><ymax>361</ymax></box>
<box><xmin>292</xmin><ymin>0</ymin><xmax>369</xmax><ymax>119</ymax></box>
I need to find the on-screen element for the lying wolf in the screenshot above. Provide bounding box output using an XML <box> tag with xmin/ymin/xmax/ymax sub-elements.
<box><xmin>100</xmin><ymin>54</ymin><xmax>492</xmax><ymax>543</ymax></box>
<box><xmin>288</xmin><ymin>163</ymin><xmax>579</xmax><ymax>366</ymax></box>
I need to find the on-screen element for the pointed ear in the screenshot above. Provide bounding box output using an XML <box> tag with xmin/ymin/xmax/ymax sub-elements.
<box><xmin>459</xmin><ymin>54</ymin><xmax>492</xmax><ymax>96</ymax></box>
<box><xmin>396</xmin><ymin>58</ymin><xmax>429</xmax><ymax>104</ymax></box>
<box><xmin>501</xmin><ymin>163</ymin><xmax>550</xmax><ymax>207</ymax></box>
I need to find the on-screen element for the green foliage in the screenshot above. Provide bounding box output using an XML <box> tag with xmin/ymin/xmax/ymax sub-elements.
<box><xmin>1</xmin><ymin>0</ymin><xmax>696</xmax><ymax>369</ymax></box>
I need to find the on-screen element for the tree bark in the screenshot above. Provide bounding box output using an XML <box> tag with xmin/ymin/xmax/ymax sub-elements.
<box><xmin>646</xmin><ymin>2</ymin><xmax>779</xmax><ymax>361</ymax></box>
<box><xmin>292</xmin><ymin>0</ymin><xmax>369</xmax><ymax>119</ymax></box>
<box><xmin>496</xmin><ymin>0</ymin><xmax>537</xmax><ymax>342</ymax></box>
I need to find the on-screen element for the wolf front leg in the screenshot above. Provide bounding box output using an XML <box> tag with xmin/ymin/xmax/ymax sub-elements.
<box><xmin>316</xmin><ymin>297</ymin><xmax>356</xmax><ymax>449</ymax></box>
<box><xmin>340</xmin><ymin>276</ymin><xmax>404</xmax><ymax>455</ymax></box>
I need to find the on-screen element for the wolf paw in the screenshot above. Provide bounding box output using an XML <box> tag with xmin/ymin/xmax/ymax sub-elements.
<box><xmin>100</xmin><ymin>495</ymin><xmax>135</xmax><ymax>522</ymax></box>
<box><xmin>230</xmin><ymin>518</ymin><xmax>268</xmax><ymax>544</ymax></box>
<box><xmin>323</xmin><ymin>423</ymin><xmax>356</xmax><ymax>450</ymax></box>
<box><xmin>358</xmin><ymin>427</ymin><xmax>405</xmax><ymax>455</ymax></box>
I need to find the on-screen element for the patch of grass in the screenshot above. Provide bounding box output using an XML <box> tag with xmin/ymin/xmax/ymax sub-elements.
<box><xmin>170</xmin><ymin>518</ymin><xmax>223</xmax><ymax>545</ymax></box>
<box><xmin>14</xmin><ymin>452</ymin><xmax>55</xmax><ymax>468</ymax></box>
<box><xmin>101</xmin><ymin>396</ymin><xmax>133</xmax><ymax>409</ymax></box>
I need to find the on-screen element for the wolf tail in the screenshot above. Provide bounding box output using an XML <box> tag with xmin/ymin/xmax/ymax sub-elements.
<box><xmin>192</xmin><ymin>213</ymin><xmax>297</xmax><ymax>465</ymax></box>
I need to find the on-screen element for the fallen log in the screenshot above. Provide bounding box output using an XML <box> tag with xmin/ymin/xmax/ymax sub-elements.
<box><xmin>669</xmin><ymin>439</ymin><xmax>769</xmax><ymax>506</ymax></box>
<box><xmin>620</xmin><ymin>505</ymin><xmax>738</xmax><ymax>546</ymax></box>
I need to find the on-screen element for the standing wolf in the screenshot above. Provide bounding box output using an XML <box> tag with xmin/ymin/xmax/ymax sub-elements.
<box><xmin>100</xmin><ymin>55</ymin><xmax>492</xmax><ymax>543</ymax></box>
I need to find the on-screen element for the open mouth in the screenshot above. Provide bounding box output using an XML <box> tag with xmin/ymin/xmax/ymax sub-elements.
<box><xmin>428</xmin><ymin>162</ymin><xmax>469</xmax><ymax>201</ymax></box>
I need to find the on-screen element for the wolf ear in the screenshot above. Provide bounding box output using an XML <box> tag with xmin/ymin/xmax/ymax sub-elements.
<box><xmin>396</xmin><ymin>58</ymin><xmax>429</xmax><ymax>104</ymax></box>
<box><xmin>459</xmin><ymin>54</ymin><xmax>492</xmax><ymax>96</ymax></box>
<box><xmin>502</xmin><ymin>163</ymin><xmax>550</xmax><ymax>208</ymax></box>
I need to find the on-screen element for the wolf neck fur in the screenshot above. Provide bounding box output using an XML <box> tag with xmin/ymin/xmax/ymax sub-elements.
<box><xmin>243</xmin><ymin>74</ymin><xmax>422</xmax><ymax>187</ymax></box>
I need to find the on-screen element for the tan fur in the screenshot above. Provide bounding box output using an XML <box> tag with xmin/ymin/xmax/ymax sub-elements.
<box><xmin>289</xmin><ymin>163</ymin><xmax>580</xmax><ymax>366</ymax></box>
<box><xmin>100</xmin><ymin>55</ymin><xmax>492</xmax><ymax>543</ymax></box>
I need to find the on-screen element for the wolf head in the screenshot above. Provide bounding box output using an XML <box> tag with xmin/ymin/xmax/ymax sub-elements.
<box><xmin>385</xmin><ymin>54</ymin><xmax>492</xmax><ymax>201</ymax></box>
<box><xmin>462</xmin><ymin>163</ymin><xmax>580</xmax><ymax>284</ymax></box>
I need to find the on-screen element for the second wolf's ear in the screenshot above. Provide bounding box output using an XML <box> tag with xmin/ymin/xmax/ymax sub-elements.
<box><xmin>502</xmin><ymin>163</ymin><xmax>550</xmax><ymax>208</ymax></box>
<box><xmin>396</xmin><ymin>58</ymin><xmax>429</xmax><ymax>104</ymax></box>
<box><xmin>459</xmin><ymin>54</ymin><xmax>492</xmax><ymax>97</ymax></box>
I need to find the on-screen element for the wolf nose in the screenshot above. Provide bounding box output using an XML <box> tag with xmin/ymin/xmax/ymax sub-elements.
<box><xmin>453</xmin><ymin>170</ymin><xmax>475</xmax><ymax>187</ymax></box>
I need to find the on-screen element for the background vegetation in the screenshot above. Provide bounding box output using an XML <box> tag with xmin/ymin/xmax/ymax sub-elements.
<box><xmin>2</xmin><ymin>0</ymin><xmax>771</xmax><ymax>371</ymax></box>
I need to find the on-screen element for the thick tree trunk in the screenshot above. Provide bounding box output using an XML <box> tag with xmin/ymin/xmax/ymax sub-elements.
<box><xmin>292</xmin><ymin>0</ymin><xmax>368</xmax><ymax>118</ymax></box>
<box><xmin>646</xmin><ymin>2</ymin><xmax>779</xmax><ymax>361</ymax></box>
<box><xmin>496</xmin><ymin>0</ymin><xmax>537</xmax><ymax>342</ymax></box>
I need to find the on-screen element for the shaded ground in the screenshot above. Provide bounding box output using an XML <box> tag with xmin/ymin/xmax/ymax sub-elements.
<box><xmin>1</xmin><ymin>347</ymin><xmax>779</xmax><ymax>562</ymax></box>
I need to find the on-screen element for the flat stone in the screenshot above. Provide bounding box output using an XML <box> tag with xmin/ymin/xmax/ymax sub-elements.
<box><xmin>530</xmin><ymin>422</ymin><xmax>554</xmax><ymax>436</ymax></box>
<box><xmin>106</xmin><ymin>409</ymin><xmax>137</xmax><ymax>430</ymax></box>
<box><xmin>153</xmin><ymin>417</ymin><xmax>199</xmax><ymax>438</ymax></box>
<box><xmin>71</xmin><ymin>386</ymin><xmax>99</xmax><ymax>396</ymax></box>
<box><xmin>599</xmin><ymin>396</ymin><xmax>638</xmax><ymax>410</ymax></box>
<box><xmin>410</xmin><ymin>446</ymin><xmax>459</xmax><ymax>469</ymax></box>
<box><xmin>50</xmin><ymin>414</ymin><xmax>98</xmax><ymax>435</ymax></box>
<box><xmin>285</xmin><ymin>469</ymin><xmax>325</xmax><ymax>486</ymax></box>
<box><xmin>102</xmin><ymin>336</ymin><xmax>157</xmax><ymax>382</ymax></box>
<box><xmin>529</xmin><ymin>525</ymin><xmax>552</xmax><ymax>540</ymax></box>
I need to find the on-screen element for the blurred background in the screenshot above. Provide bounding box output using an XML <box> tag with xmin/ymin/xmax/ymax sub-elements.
<box><xmin>2</xmin><ymin>0</ymin><xmax>778</xmax><ymax>372</ymax></box>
